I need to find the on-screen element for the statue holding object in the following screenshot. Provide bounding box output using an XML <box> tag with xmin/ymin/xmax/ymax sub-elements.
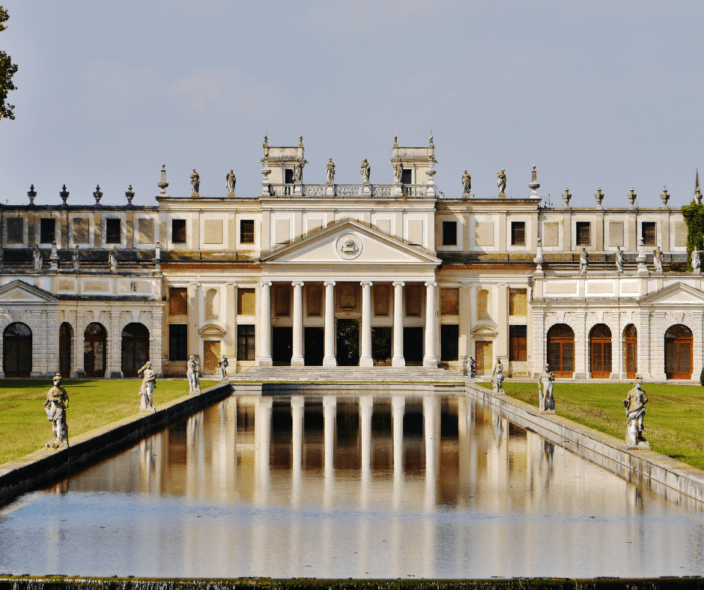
<box><xmin>45</xmin><ymin>373</ymin><xmax>69</xmax><ymax>448</ymax></box>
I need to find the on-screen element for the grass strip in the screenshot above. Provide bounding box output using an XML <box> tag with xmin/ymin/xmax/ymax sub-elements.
<box><xmin>0</xmin><ymin>379</ymin><xmax>218</xmax><ymax>466</ymax></box>
<box><xmin>479</xmin><ymin>381</ymin><xmax>704</xmax><ymax>470</ymax></box>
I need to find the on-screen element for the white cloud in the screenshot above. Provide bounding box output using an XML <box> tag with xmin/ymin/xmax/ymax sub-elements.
<box><xmin>82</xmin><ymin>60</ymin><xmax>160</xmax><ymax>103</ymax></box>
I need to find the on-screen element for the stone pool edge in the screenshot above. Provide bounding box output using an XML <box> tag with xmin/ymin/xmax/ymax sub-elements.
<box><xmin>466</xmin><ymin>382</ymin><xmax>704</xmax><ymax>505</ymax></box>
<box><xmin>0</xmin><ymin>382</ymin><xmax>233</xmax><ymax>507</ymax></box>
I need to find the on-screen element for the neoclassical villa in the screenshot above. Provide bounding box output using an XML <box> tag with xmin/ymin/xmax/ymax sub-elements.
<box><xmin>0</xmin><ymin>137</ymin><xmax>701</xmax><ymax>380</ymax></box>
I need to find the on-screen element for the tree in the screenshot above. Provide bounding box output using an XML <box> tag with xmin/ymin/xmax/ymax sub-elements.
<box><xmin>682</xmin><ymin>173</ymin><xmax>704</xmax><ymax>271</ymax></box>
<box><xmin>0</xmin><ymin>6</ymin><xmax>18</xmax><ymax>120</ymax></box>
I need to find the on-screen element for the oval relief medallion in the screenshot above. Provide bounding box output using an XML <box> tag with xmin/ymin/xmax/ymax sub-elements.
<box><xmin>336</xmin><ymin>233</ymin><xmax>363</xmax><ymax>260</ymax></box>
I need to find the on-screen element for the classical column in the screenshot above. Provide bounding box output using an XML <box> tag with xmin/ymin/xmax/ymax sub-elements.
<box><xmin>258</xmin><ymin>281</ymin><xmax>272</xmax><ymax>366</ymax></box>
<box><xmin>291</xmin><ymin>396</ymin><xmax>304</xmax><ymax>507</ymax></box>
<box><xmin>359</xmin><ymin>281</ymin><xmax>373</xmax><ymax>367</ymax></box>
<box><xmin>359</xmin><ymin>395</ymin><xmax>373</xmax><ymax>483</ymax></box>
<box><xmin>423</xmin><ymin>281</ymin><xmax>439</xmax><ymax>368</ymax></box>
<box><xmin>291</xmin><ymin>281</ymin><xmax>305</xmax><ymax>366</ymax></box>
<box><xmin>392</xmin><ymin>396</ymin><xmax>405</xmax><ymax>475</ymax></box>
<box><xmin>392</xmin><ymin>281</ymin><xmax>405</xmax><ymax>367</ymax></box>
<box><xmin>323</xmin><ymin>281</ymin><xmax>337</xmax><ymax>367</ymax></box>
<box><xmin>323</xmin><ymin>396</ymin><xmax>337</xmax><ymax>474</ymax></box>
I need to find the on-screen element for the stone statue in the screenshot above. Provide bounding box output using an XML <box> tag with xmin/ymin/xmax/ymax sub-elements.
<box><xmin>393</xmin><ymin>162</ymin><xmax>403</xmax><ymax>183</ymax></box>
<box><xmin>190</xmin><ymin>168</ymin><xmax>200</xmax><ymax>196</ymax></box>
<box><xmin>294</xmin><ymin>163</ymin><xmax>303</xmax><ymax>182</ymax></box>
<box><xmin>187</xmin><ymin>355</ymin><xmax>201</xmax><ymax>393</ymax></box>
<box><xmin>497</xmin><ymin>169</ymin><xmax>507</xmax><ymax>195</ymax></box>
<box><xmin>226</xmin><ymin>169</ymin><xmax>236</xmax><ymax>196</ymax></box>
<box><xmin>624</xmin><ymin>379</ymin><xmax>649</xmax><ymax>448</ymax></box>
<box><xmin>653</xmin><ymin>247</ymin><xmax>664</xmax><ymax>273</ymax></box>
<box><xmin>579</xmin><ymin>248</ymin><xmax>588</xmax><ymax>275</ymax></box>
<box><xmin>109</xmin><ymin>246</ymin><xmax>118</xmax><ymax>272</ymax></box>
<box><xmin>137</xmin><ymin>361</ymin><xmax>157</xmax><ymax>412</ymax></box>
<box><xmin>492</xmin><ymin>360</ymin><xmax>505</xmax><ymax>394</ymax></box>
<box><xmin>218</xmin><ymin>354</ymin><xmax>229</xmax><ymax>381</ymax></box>
<box><xmin>45</xmin><ymin>373</ymin><xmax>69</xmax><ymax>448</ymax></box>
<box><xmin>360</xmin><ymin>159</ymin><xmax>371</xmax><ymax>183</ymax></box>
<box><xmin>72</xmin><ymin>244</ymin><xmax>80</xmax><ymax>272</ymax></box>
<box><xmin>462</xmin><ymin>170</ymin><xmax>471</xmax><ymax>195</ymax></box>
<box><xmin>33</xmin><ymin>245</ymin><xmax>42</xmax><ymax>272</ymax></box>
<box><xmin>538</xmin><ymin>364</ymin><xmax>556</xmax><ymax>413</ymax></box>
<box><xmin>326</xmin><ymin>158</ymin><xmax>335</xmax><ymax>183</ymax></box>
<box><xmin>692</xmin><ymin>247</ymin><xmax>701</xmax><ymax>273</ymax></box>
<box><xmin>468</xmin><ymin>356</ymin><xmax>476</xmax><ymax>379</ymax></box>
<box><xmin>615</xmin><ymin>246</ymin><xmax>624</xmax><ymax>273</ymax></box>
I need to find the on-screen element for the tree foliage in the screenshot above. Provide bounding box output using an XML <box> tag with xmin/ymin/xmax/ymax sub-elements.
<box><xmin>0</xmin><ymin>6</ymin><xmax>17</xmax><ymax>121</ymax></box>
<box><xmin>682</xmin><ymin>200</ymin><xmax>704</xmax><ymax>271</ymax></box>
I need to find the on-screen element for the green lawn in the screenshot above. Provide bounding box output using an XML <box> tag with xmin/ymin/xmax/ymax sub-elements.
<box><xmin>0</xmin><ymin>379</ymin><xmax>218</xmax><ymax>466</ymax></box>
<box><xmin>480</xmin><ymin>381</ymin><xmax>704</xmax><ymax>470</ymax></box>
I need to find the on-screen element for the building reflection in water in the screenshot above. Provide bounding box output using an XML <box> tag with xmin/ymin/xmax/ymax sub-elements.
<box><xmin>2</xmin><ymin>392</ymin><xmax>702</xmax><ymax>579</ymax></box>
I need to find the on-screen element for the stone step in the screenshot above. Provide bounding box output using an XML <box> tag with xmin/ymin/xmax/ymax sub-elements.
<box><xmin>230</xmin><ymin>366</ymin><xmax>464</xmax><ymax>383</ymax></box>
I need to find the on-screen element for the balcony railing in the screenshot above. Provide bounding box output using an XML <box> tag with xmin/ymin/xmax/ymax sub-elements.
<box><xmin>266</xmin><ymin>184</ymin><xmax>428</xmax><ymax>198</ymax></box>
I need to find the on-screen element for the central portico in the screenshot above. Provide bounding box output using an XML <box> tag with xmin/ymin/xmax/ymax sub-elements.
<box><xmin>257</xmin><ymin>219</ymin><xmax>441</xmax><ymax>368</ymax></box>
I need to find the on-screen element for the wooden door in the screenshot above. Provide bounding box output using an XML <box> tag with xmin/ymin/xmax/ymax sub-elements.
<box><xmin>623</xmin><ymin>324</ymin><xmax>637</xmax><ymax>379</ymax></box>
<box><xmin>84</xmin><ymin>323</ymin><xmax>106</xmax><ymax>378</ymax></box>
<box><xmin>665</xmin><ymin>325</ymin><xmax>693</xmax><ymax>379</ymax></box>
<box><xmin>547</xmin><ymin>324</ymin><xmax>575</xmax><ymax>377</ymax></box>
<box><xmin>203</xmin><ymin>341</ymin><xmax>221</xmax><ymax>374</ymax></box>
<box><xmin>59</xmin><ymin>323</ymin><xmax>72</xmax><ymax>378</ymax></box>
<box><xmin>590</xmin><ymin>324</ymin><xmax>612</xmax><ymax>378</ymax></box>
<box><xmin>475</xmin><ymin>341</ymin><xmax>493</xmax><ymax>375</ymax></box>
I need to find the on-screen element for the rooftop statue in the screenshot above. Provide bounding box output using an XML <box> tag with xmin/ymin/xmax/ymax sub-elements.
<box><xmin>190</xmin><ymin>168</ymin><xmax>200</xmax><ymax>196</ymax></box>
<box><xmin>497</xmin><ymin>169</ymin><xmax>506</xmax><ymax>196</ymax></box>
<box><xmin>624</xmin><ymin>379</ymin><xmax>649</xmax><ymax>449</ymax></box>
<box><xmin>226</xmin><ymin>170</ymin><xmax>236</xmax><ymax>196</ymax></box>
<box><xmin>44</xmin><ymin>373</ymin><xmax>69</xmax><ymax>449</ymax></box>
<box><xmin>187</xmin><ymin>355</ymin><xmax>201</xmax><ymax>394</ymax></box>
<box><xmin>33</xmin><ymin>244</ymin><xmax>42</xmax><ymax>272</ymax></box>
<box><xmin>615</xmin><ymin>246</ymin><xmax>624</xmax><ymax>273</ymax></box>
<box><xmin>393</xmin><ymin>162</ymin><xmax>403</xmax><ymax>184</ymax></box>
<box><xmin>360</xmin><ymin>159</ymin><xmax>371</xmax><ymax>183</ymax></box>
<box><xmin>693</xmin><ymin>247</ymin><xmax>701</xmax><ymax>273</ymax></box>
<box><xmin>462</xmin><ymin>170</ymin><xmax>471</xmax><ymax>195</ymax></box>
<box><xmin>72</xmin><ymin>245</ymin><xmax>80</xmax><ymax>272</ymax></box>
<box><xmin>653</xmin><ymin>247</ymin><xmax>664</xmax><ymax>273</ymax></box>
<box><xmin>580</xmin><ymin>248</ymin><xmax>588</xmax><ymax>276</ymax></box>
<box><xmin>294</xmin><ymin>163</ymin><xmax>303</xmax><ymax>182</ymax></box>
<box><xmin>538</xmin><ymin>364</ymin><xmax>556</xmax><ymax>413</ymax></box>
<box><xmin>137</xmin><ymin>361</ymin><xmax>157</xmax><ymax>412</ymax></box>
<box><xmin>109</xmin><ymin>246</ymin><xmax>118</xmax><ymax>273</ymax></box>
<box><xmin>326</xmin><ymin>158</ymin><xmax>335</xmax><ymax>184</ymax></box>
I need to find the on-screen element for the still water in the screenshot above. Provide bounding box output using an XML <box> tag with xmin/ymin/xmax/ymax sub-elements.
<box><xmin>1</xmin><ymin>392</ymin><xmax>704</xmax><ymax>579</ymax></box>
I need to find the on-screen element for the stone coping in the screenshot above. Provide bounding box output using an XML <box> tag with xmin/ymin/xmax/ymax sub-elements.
<box><xmin>0</xmin><ymin>382</ymin><xmax>233</xmax><ymax>507</ymax></box>
<box><xmin>466</xmin><ymin>382</ymin><xmax>704</xmax><ymax>508</ymax></box>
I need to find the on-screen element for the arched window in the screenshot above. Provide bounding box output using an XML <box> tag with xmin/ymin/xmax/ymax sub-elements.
<box><xmin>665</xmin><ymin>324</ymin><xmax>693</xmax><ymax>379</ymax></box>
<box><xmin>623</xmin><ymin>324</ymin><xmax>637</xmax><ymax>379</ymax></box>
<box><xmin>205</xmin><ymin>289</ymin><xmax>219</xmax><ymax>320</ymax></box>
<box><xmin>121</xmin><ymin>323</ymin><xmax>149</xmax><ymax>377</ymax></box>
<box><xmin>590</xmin><ymin>324</ymin><xmax>612</xmax><ymax>378</ymax></box>
<box><xmin>4</xmin><ymin>322</ymin><xmax>32</xmax><ymax>377</ymax></box>
<box><xmin>84</xmin><ymin>323</ymin><xmax>107</xmax><ymax>378</ymax></box>
<box><xmin>59</xmin><ymin>322</ymin><xmax>73</xmax><ymax>378</ymax></box>
<box><xmin>547</xmin><ymin>324</ymin><xmax>574</xmax><ymax>377</ymax></box>
<box><xmin>477</xmin><ymin>289</ymin><xmax>491</xmax><ymax>320</ymax></box>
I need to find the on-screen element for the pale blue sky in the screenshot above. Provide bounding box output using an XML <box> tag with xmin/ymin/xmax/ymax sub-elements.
<box><xmin>1</xmin><ymin>0</ymin><xmax>702</xmax><ymax>207</ymax></box>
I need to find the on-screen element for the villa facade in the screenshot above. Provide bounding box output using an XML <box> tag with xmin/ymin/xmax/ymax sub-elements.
<box><xmin>0</xmin><ymin>137</ymin><xmax>701</xmax><ymax>380</ymax></box>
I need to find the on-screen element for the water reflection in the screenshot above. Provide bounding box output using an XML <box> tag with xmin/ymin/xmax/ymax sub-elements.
<box><xmin>1</xmin><ymin>392</ymin><xmax>703</xmax><ymax>579</ymax></box>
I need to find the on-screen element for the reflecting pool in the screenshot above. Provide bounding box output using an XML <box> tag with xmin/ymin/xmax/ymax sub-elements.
<box><xmin>1</xmin><ymin>392</ymin><xmax>704</xmax><ymax>578</ymax></box>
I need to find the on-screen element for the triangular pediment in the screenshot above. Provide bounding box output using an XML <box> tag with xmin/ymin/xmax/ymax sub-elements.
<box><xmin>261</xmin><ymin>219</ymin><xmax>440</xmax><ymax>266</ymax></box>
<box><xmin>0</xmin><ymin>280</ymin><xmax>58</xmax><ymax>304</ymax></box>
<box><xmin>639</xmin><ymin>282</ymin><xmax>704</xmax><ymax>306</ymax></box>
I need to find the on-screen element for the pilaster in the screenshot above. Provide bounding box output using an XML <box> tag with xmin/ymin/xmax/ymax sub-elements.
<box><xmin>642</xmin><ymin>310</ymin><xmax>657</xmax><ymax>380</ymax></box>
<box><xmin>573</xmin><ymin>311</ymin><xmax>588</xmax><ymax>379</ymax></box>
<box><xmin>108</xmin><ymin>309</ymin><xmax>123</xmax><ymax>378</ymax></box>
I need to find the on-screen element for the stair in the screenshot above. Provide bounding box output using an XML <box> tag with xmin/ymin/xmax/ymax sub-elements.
<box><xmin>229</xmin><ymin>366</ymin><xmax>465</xmax><ymax>384</ymax></box>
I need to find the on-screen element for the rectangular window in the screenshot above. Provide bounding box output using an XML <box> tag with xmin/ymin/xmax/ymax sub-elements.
<box><xmin>442</xmin><ymin>221</ymin><xmax>457</xmax><ymax>246</ymax></box>
<box><xmin>284</xmin><ymin>169</ymin><xmax>294</xmax><ymax>184</ymax></box>
<box><xmin>441</xmin><ymin>325</ymin><xmax>459</xmax><ymax>361</ymax></box>
<box><xmin>40</xmin><ymin>218</ymin><xmax>56</xmax><ymax>244</ymax></box>
<box><xmin>509</xmin><ymin>325</ymin><xmax>527</xmax><ymax>362</ymax></box>
<box><xmin>240</xmin><ymin>219</ymin><xmax>254</xmax><ymax>244</ymax></box>
<box><xmin>642</xmin><ymin>222</ymin><xmax>656</xmax><ymax>246</ymax></box>
<box><xmin>169</xmin><ymin>324</ymin><xmax>188</xmax><ymax>361</ymax></box>
<box><xmin>511</xmin><ymin>221</ymin><xmax>525</xmax><ymax>246</ymax></box>
<box><xmin>576</xmin><ymin>222</ymin><xmax>591</xmax><ymax>246</ymax></box>
<box><xmin>172</xmin><ymin>219</ymin><xmax>187</xmax><ymax>244</ymax></box>
<box><xmin>105</xmin><ymin>219</ymin><xmax>121</xmax><ymax>244</ymax></box>
<box><xmin>169</xmin><ymin>288</ymin><xmax>188</xmax><ymax>315</ymax></box>
<box><xmin>401</xmin><ymin>169</ymin><xmax>412</xmax><ymax>184</ymax></box>
<box><xmin>237</xmin><ymin>325</ymin><xmax>256</xmax><ymax>360</ymax></box>
<box><xmin>509</xmin><ymin>288</ymin><xmax>527</xmax><ymax>316</ymax></box>
<box><xmin>237</xmin><ymin>288</ymin><xmax>255</xmax><ymax>315</ymax></box>
<box><xmin>6</xmin><ymin>218</ymin><xmax>23</xmax><ymax>244</ymax></box>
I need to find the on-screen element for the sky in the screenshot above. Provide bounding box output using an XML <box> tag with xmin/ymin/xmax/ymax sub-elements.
<box><xmin>0</xmin><ymin>0</ymin><xmax>703</xmax><ymax>208</ymax></box>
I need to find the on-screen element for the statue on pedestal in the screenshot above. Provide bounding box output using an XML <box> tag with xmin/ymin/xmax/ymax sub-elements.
<box><xmin>190</xmin><ymin>169</ymin><xmax>200</xmax><ymax>196</ymax></box>
<box><xmin>72</xmin><ymin>245</ymin><xmax>80</xmax><ymax>272</ymax></box>
<box><xmin>187</xmin><ymin>355</ymin><xmax>201</xmax><ymax>393</ymax></box>
<box><xmin>33</xmin><ymin>245</ymin><xmax>43</xmax><ymax>272</ymax></box>
<box><xmin>393</xmin><ymin>162</ymin><xmax>403</xmax><ymax>184</ymax></box>
<box><xmin>615</xmin><ymin>246</ymin><xmax>624</xmax><ymax>273</ymax></box>
<box><xmin>45</xmin><ymin>373</ymin><xmax>69</xmax><ymax>448</ymax></box>
<box><xmin>579</xmin><ymin>248</ymin><xmax>588</xmax><ymax>275</ymax></box>
<box><xmin>137</xmin><ymin>361</ymin><xmax>157</xmax><ymax>412</ymax></box>
<box><xmin>468</xmin><ymin>356</ymin><xmax>476</xmax><ymax>379</ymax></box>
<box><xmin>462</xmin><ymin>170</ymin><xmax>471</xmax><ymax>195</ymax></box>
<box><xmin>497</xmin><ymin>169</ymin><xmax>507</xmax><ymax>195</ymax></box>
<box><xmin>360</xmin><ymin>159</ymin><xmax>371</xmax><ymax>183</ymax></box>
<box><xmin>218</xmin><ymin>354</ymin><xmax>229</xmax><ymax>381</ymax></box>
<box><xmin>624</xmin><ymin>379</ymin><xmax>649</xmax><ymax>448</ymax></box>
<box><xmin>109</xmin><ymin>246</ymin><xmax>118</xmax><ymax>273</ymax></box>
<box><xmin>692</xmin><ymin>247</ymin><xmax>701</xmax><ymax>273</ymax></box>
<box><xmin>226</xmin><ymin>170</ymin><xmax>236</xmax><ymax>196</ymax></box>
<box><xmin>538</xmin><ymin>364</ymin><xmax>556</xmax><ymax>413</ymax></box>
<box><xmin>492</xmin><ymin>360</ymin><xmax>505</xmax><ymax>394</ymax></box>
<box><xmin>326</xmin><ymin>158</ymin><xmax>335</xmax><ymax>184</ymax></box>
<box><xmin>653</xmin><ymin>247</ymin><xmax>664</xmax><ymax>273</ymax></box>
